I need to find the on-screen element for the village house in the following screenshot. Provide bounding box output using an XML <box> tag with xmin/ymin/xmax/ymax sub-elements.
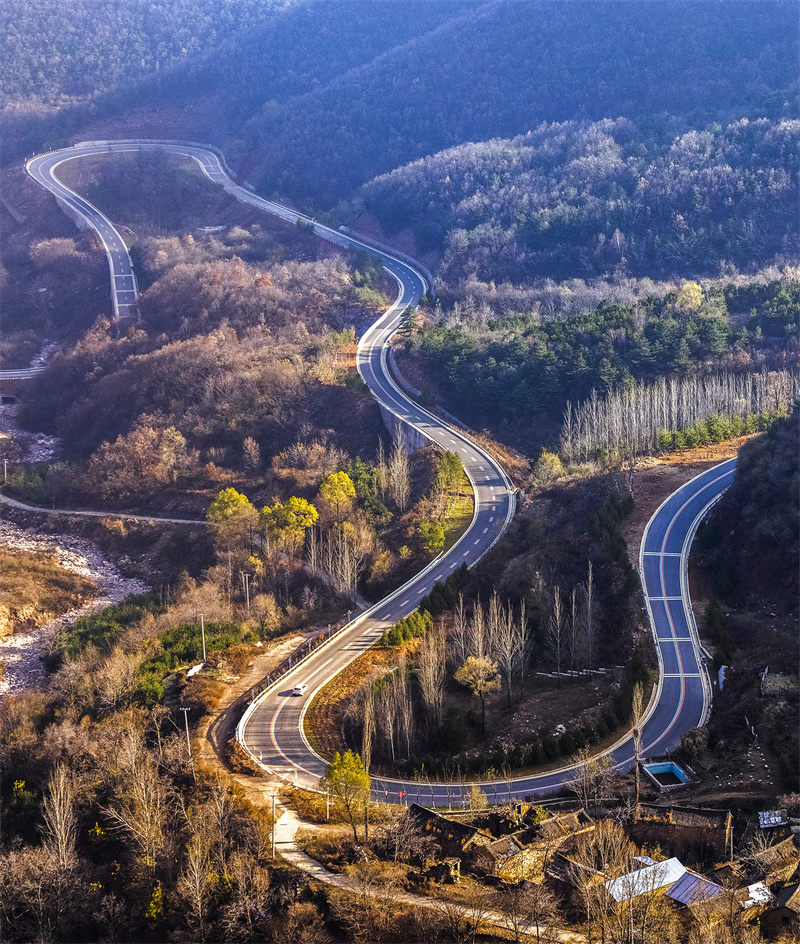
<box><xmin>520</xmin><ymin>809</ymin><xmax>595</xmax><ymax>845</ymax></box>
<box><xmin>665</xmin><ymin>869</ymin><xmax>727</xmax><ymax>933</ymax></box>
<box><xmin>407</xmin><ymin>803</ymin><xmax>595</xmax><ymax>882</ymax></box>
<box><xmin>747</xmin><ymin>835</ymin><xmax>800</xmax><ymax>886</ymax></box>
<box><xmin>630</xmin><ymin>804</ymin><xmax>733</xmax><ymax>860</ymax></box>
<box><xmin>603</xmin><ymin>856</ymin><xmax>687</xmax><ymax>903</ymax></box>
<box><xmin>406</xmin><ymin>803</ymin><xmax>494</xmax><ymax>858</ymax></box>
<box><xmin>469</xmin><ymin>835</ymin><xmax>536</xmax><ymax>881</ymax></box>
<box><xmin>762</xmin><ymin>882</ymin><xmax>800</xmax><ymax>939</ymax></box>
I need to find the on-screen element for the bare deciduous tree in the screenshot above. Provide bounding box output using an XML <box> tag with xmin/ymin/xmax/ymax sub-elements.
<box><xmin>277</xmin><ymin>901</ymin><xmax>330</xmax><ymax>944</ymax></box>
<box><xmin>582</xmin><ymin>560</ymin><xmax>597</xmax><ymax>677</ymax></box>
<box><xmin>567</xmin><ymin>747</ymin><xmax>614</xmax><ymax>813</ymax></box>
<box><xmin>361</xmin><ymin>684</ymin><xmax>375</xmax><ymax>773</ymax></box>
<box><xmin>417</xmin><ymin>626</ymin><xmax>446</xmax><ymax>732</ymax></box>
<box><xmin>450</xmin><ymin>592</ymin><xmax>469</xmax><ymax>667</ymax></box>
<box><xmin>177</xmin><ymin>832</ymin><xmax>212</xmax><ymax>940</ymax></box>
<box><xmin>631</xmin><ymin>682</ymin><xmax>644</xmax><ymax>812</ymax></box>
<box><xmin>103</xmin><ymin>726</ymin><xmax>171</xmax><ymax>871</ymax></box>
<box><xmin>495</xmin><ymin>882</ymin><xmax>561</xmax><ymax>944</ymax></box>
<box><xmin>242</xmin><ymin>435</ymin><xmax>261</xmax><ymax>470</ymax></box>
<box><xmin>567</xmin><ymin>586</ymin><xmax>581</xmax><ymax>683</ymax></box>
<box><xmin>546</xmin><ymin>585</ymin><xmax>565</xmax><ymax>686</ymax></box>
<box><xmin>436</xmin><ymin>881</ymin><xmax>492</xmax><ymax>943</ymax></box>
<box><xmin>467</xmin><ymin>601</ymin><xmax>487</xmax><ymax>661</ymax></box>
<box><xmin>375</xmin><ymin>813</ymin><xmax>438</xmax><ymax>864</ymax></box>
<box><xmin>394</xmin><ymin>660</ymin><xmax>414</xmax><ymax>760</ymax></box>
<box><xmin>40</xmin><ymin>764</ymin><xmax>77</xmax><ymax>870</ymax></box>
<box><xmin>332</xmin><ymin>860</ymin><xmax>401</xmax><ymax>943</ymax></box>
<box><xmin>388</xmin><ymin>425</ymin><xmax>410</xmax><ymax>511</ymax></box>
<box><xmin>491</xmin><ymin>598</ymin><xmax>528</xmax><ymax>707</ymax></box>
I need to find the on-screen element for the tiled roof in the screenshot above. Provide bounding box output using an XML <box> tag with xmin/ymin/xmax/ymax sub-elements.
<box><xmin>638</xmin><ymin>804</ymin><xmax>730</xmax><ymax>830</ymax></box>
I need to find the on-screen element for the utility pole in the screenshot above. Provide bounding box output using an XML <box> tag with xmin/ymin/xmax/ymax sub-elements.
<box><xmin>244</xmin><ymin>573</ymin><xmax>250</xmax><ymax>615</ymax></box>
<box><xmin>271</xmin><ymin>795</ymin><xmax>276</xmax><ymax>859</ymax></box>
<box><xmin>200</xmin><ymin>613</ymin><xmax>206</xmax><ymax>662</ymax></box>
<box><xmin>326</xmin><ymin>789</ymin><xmax>330</xmax><ymax>821</ymax></box>
<box><xmin>180</xmin><ymin>707</ymin><xmax>191</xmax><ymax>756</ymax></box>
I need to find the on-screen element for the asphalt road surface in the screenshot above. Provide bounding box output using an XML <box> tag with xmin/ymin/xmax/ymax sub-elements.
<box><xmin>18</xmin><ymin>141</ymin><xmax>735</xmax><ymax>804</ymax></box>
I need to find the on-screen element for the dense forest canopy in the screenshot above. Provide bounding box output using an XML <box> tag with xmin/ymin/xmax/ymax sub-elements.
<box><xmin>0</xmin><ymin>0</ymin><xmax>289</xmax><ymax>106</ymax></box>
<box><xmin>240</xmin><ymin>0</ymin><xmax>798</xmax><ymax>205</ymax></box>
<box><xmin>3</xmin><ymin>1</ymin><xmax>797</xmax><ymax>207</ymax></box>
<box><xmin>362</xmin><ymin>117</ymin><xmax>800</xmax><ymax>284</ymax></box>
<box><xmin>406</xmin><ymin>278</ymin><xmax>799</xmax><ymax>449</ymax></box>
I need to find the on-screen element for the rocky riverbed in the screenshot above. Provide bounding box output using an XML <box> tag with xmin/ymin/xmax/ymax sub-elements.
<box><xmin>0</xmin><ymin>402</ymin><xmax>61</xmax><ymax>463</ymax></box>
<box><xmin>0</xmin><ymin>519</ymin><xmax>149</xmax><ymax>697</ymax></box>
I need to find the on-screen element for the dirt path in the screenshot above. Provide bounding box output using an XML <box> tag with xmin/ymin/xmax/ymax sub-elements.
<box><xmin>195</xmin><ymin>634</ymin><xmax>302</xmax><ymax>804</ymax></box>
<box><xmin>275</xmin><ymin>808</ymin><xmax>586</xmax><ymax>942</ymax></box>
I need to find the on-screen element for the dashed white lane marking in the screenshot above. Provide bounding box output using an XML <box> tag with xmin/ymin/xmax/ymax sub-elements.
<box><xmin>482</xmin><ymin>527</ymin><xmax>488</xmax><ymax>533</ymax></box>
<box><xmin>489</xmin><ymin>516</ymin><xmax>494</xmax><ymax>522</ymax></box>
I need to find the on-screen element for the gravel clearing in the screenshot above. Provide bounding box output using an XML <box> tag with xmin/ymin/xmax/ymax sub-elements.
<box><xmin>0</xmin><ymin>402</ymin><xmax>61</xmax><ymax>463</ymax></box>
<box><xmin>0</xmin><ymin>519</ymin><xmax>149</xmax><ymax>697</ymax></box>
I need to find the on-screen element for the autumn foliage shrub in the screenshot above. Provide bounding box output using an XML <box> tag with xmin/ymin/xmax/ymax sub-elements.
<box><xmin>180</xmin><ymin>676</ymin><xmax>225</xmax><ymax>720</ymax></box>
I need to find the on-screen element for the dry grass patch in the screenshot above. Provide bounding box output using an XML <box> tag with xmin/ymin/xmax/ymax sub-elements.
<box><xmin>0</xmin><ymin>547</ymin><xmax>97</xmax><ymax>634</ymax></box>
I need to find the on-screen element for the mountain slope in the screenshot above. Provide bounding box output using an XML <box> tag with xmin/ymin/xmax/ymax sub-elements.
<box><xmin>239</xmin><ymin>0</ymin><xmax>799</xmax><ymax>204</ymax></box>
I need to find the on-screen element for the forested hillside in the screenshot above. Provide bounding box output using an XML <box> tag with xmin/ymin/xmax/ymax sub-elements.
<box><xmin>1</xmin><ymin>0</ymin><xmax>286</xmax><ymax>106</ymax></box>
<box><xmin>707</xmin><ymin>407</ymin><xmax>800</xmax><ymax>599</ymax></box>
<box><xmin>363</xmin><ymin>118</ymin><xmax>800</xmax><ymax>284</ymax></box>
<box><xmin>403</xmin><ymin>278</ymin><xmax>799</xmax><ymax>451</ymax></box>
<box><xmin>3</xmin><ymin>1</ymin><xmax>797</xmax><ymax>211</ymax></box>
<box><xmin>0</xmin><ymin>0</ymin><xmax>473</xmax><ymax>159</ymax></box>
<box><xmin>242</xmin><ymin>0</ymin><xmax>798</xmax><ymax>204</ymax></box>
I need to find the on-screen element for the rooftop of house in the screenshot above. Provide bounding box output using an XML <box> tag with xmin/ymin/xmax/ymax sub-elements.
<box><xmin>407</xmin><ymin>804</ymin><xmax>491</xmax><ymax>845</ymax></box>
<box><xmin>751</xmin><ymin>835</ymin><xmax>800</xmax><ymax>873</ymax></box>
<box><xmin>477</xmin><ymin>836</ymin><xmax>525</xmax><ymax>863</ymax></box>
<box><xmin>604</xmin><ymin>858</ymin><xmax>687</xmax><ymax>903</ymax></box>
<box><xmin>738</xmin><ymin>882</ymin><xmax>773</xmax><ymax>910</ymax></box>
<box><xmin>771</xmin><ymin>882</ymin><xmax>800</xmax><ymax>914</ymax></box>
<box><xmin>666</xmin><ymin>870</ymin><xmax>724</xmax><ymax>907</ymax></box>
<box><xmin>760</xmin><ymin>810</ymin><xmax>789</xmax><ymax>829</ymax></box>
<box><xmin>531</xmin><ymin>809</ymin><xmax>594</xmax><ymax>843</ymax></box>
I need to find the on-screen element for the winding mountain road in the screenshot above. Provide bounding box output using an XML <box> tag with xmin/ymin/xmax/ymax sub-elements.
<box><xmin>15</xmin><ymin>141</ymin><xmax>734</xmax><ymax>803</ymax></box>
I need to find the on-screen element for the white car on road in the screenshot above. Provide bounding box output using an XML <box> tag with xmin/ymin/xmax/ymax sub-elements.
<box><xmin>292</xmin><ymin>683</ymin><xmax>308</xmax><ymax>696</ymax></box>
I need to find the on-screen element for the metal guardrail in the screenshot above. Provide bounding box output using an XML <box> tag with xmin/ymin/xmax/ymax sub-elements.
<box><xmin>337</xmin><ymin>226</ymin><xmax>435</xmax><ymax>298</ymax></box>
